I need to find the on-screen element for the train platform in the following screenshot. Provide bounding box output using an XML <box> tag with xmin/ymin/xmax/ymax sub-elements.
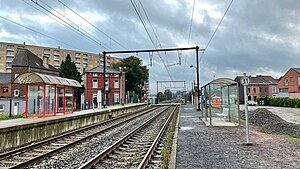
<box><xmin>0</xmin><ymin>103</ymin><xmax>143</xmax><ymax>129</ymax></box>
<box><xmin>174</xmin><ymin>105</ymin><xmax>300</xmax><ymax>168</ymax></box>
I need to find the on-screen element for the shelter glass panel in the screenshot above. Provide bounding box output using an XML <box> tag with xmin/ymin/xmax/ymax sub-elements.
<box><xmin>57</xmin><ymin>87</ymin><xmax>64</xmax><ymax>112</ymax></box>
<box><xmin>39</xmin><ymin>86</ymin><xmax>44</xmax><ymax>114</ymax></box>
<box><xmin>28</xmin><ymin>85</ymin><xmax>38</xmax><ymax>115</ymax></box>
<box><xmin>45</xmin><ymin>85</ymin><xmax>55</xmax><ymax>114</ymax></box>
<box><xmin>66</xmin><ymin>87</ymin><xmax>73</xmax><ymax>112</ymax></box>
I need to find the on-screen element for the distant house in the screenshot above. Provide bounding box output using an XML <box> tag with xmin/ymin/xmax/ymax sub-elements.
<box><xmin>83</xmin><ymin>65</ymin><xmax>125</xmax><ymax>108</ymax></box>
<box><xmin>278</xmin><ymin>68</ymin><xmax>300</xmax><ymax>98</ymax></box>
<box><xmin>234</xmin><ymin>75</ymin><xmax>278</xmax><ymax>103</ymax></box>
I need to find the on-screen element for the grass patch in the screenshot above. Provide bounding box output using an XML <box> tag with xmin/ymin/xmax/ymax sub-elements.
<box><xmin>288</xmin><ymin>135</ymin><xmax>300</xmax><ymax>140</ymax></box>
<box><xmin>0</xmin><ymin>114</ymin><xmax>25</xmax><ymax>120</ymax></box>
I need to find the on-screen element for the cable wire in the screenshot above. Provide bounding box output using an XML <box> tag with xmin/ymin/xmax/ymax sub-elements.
<box><xmin>30</xmin><ymin>0</ymin><xmax>110</xmax><ymax>50</ymax></box>
<box><xmin>0</xmin><ymin>15</ymin><xmax>76</xmax><ymax>49</ymax></box>
<box><xmin>57</xmin><ymin>0</ymin><xmax>127</xmax><ymax>50</ymax></box>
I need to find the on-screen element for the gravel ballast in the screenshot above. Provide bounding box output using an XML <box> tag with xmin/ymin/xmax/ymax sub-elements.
<box><xmin>241</xmin><ymin>108</ymin><xmax>300</xmax><ymax>137</ymax></box>
<box><xmin>176</xmin><ymin>105</ymin><xmax>300</xmax><ymax>169</ymax></box>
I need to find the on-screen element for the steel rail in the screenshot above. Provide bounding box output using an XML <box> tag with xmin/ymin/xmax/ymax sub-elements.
<box><xmin>78</xmin><ymin>106</ymin><xmax>171</xmax><ymax>169</ymax></box>
<box><xmin>0</xmin><ymin>107</ymin><xmax>157</xmax><ymax>169</ymax></box>
<box><xmin>138</xmin><ymin>105</ymin><xmax>178</xmax><ymax>169</ymax></box>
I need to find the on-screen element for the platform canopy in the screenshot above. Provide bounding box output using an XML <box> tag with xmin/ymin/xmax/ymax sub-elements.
<box><xmin>13</xmin><ymin>72</ymin><xmax>82</xmax><ymax>87</ymax></box>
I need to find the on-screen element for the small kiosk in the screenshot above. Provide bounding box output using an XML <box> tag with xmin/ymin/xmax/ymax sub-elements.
<box><xmin>13</xmin><ymin>72</ymin><xmax>82</xmax><ymax>117</ymax></box>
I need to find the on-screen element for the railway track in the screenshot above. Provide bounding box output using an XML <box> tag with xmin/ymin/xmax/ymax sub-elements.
<box><xmin>0</xmin><ymin>107</ymin><xmax>159</xmax><ymax>169</ymax></box>
<box><xmin>80</xmin><ymin>104</ymin><xmax>179</xmax><ymax>169</ymax></box>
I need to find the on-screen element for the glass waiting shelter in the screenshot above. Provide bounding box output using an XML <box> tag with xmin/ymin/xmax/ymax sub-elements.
<box><xmin>14</xmin><ymin>72</ymin><xmax>82</xmax><ymax>117</ymax></box>
<box><xmin>200</xmin><ymin>78</ymin><xmax>240</xmax><ymax>126</ymax></box>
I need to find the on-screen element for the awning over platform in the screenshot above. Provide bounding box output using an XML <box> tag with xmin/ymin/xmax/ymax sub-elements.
<box><xmin>13</xmin><ymin>72</ymin><xmax>82</xmax><ymax>87</ymax></box>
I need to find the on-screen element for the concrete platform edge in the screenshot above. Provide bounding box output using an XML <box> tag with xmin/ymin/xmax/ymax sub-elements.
<box><xmin>169</xmin><ymin>105</ymin><xmax>181</xmax><ymax>169</ymax></box>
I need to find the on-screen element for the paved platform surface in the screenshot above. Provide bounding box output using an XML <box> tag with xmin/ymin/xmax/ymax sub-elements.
<box><xmin>176</xmin><ymin>105</ymin><xmax>300</xmax><ymax>169</ymax></box>
<box><xmin>0</xmin><ymin>104</ymin><xmax>141</xmax><ymax>129</ymax></box>
<box><xmin>240</xmin><ymin>105</ymin><xmax>300</xmax><ymax>124</ymax></box>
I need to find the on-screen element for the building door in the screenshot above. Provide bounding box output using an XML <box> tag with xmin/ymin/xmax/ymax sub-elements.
<box><xmin>14</xmin><ymin>102</ymin><xmax>19</xmax><ymax>115</ymax></box>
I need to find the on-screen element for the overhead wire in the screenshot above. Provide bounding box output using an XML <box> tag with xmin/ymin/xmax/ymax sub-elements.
<box><xmin>0</xmin><ymin>15</ymin><xmax>76</xmax><ymax>49</ymax></box>
<box><xmin>29</xmin><ymin>0</ymin><xmax>110</xmax><ymax>50</ymax></box>
<box><xmin>182</xmin><ymin>0</ymin><xmax>196</xmax><ymax>85</ymax></box>
<box><xmin>57</xmin><ymin>0</ymin><xmax>127</xmax><ymax>50</ymax></box>
<box><xmin>129</xmin><ymin>0</ymin><xmax>173</xmax><ymax>80</ymax></box>
<box><xmin>201</xmin><ymin>0</ymin><xmax>234</xmax><ymax>60</ymax></box>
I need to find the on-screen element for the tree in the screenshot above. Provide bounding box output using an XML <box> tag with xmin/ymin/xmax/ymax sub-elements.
<box><xmin>112</xmin><ymin>56</ymin><xmax>148</xmax><ymax>100</ymax></box>
<box><xmin>59</xmin><ymin>54</ymin><xmax>84</xmax><ymax>110</ymax></box>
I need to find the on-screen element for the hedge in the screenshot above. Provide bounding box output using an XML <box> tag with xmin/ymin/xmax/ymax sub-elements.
<box><xmin>257</xmin><ymin>96</ymin><xmax>300</xmax><ymax>108</ymax></box>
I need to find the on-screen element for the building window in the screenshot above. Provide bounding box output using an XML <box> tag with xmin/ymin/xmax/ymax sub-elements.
<box><xmin>259</xmin><ymin>88</ymin><xmax>262</xmax><ymax>92</ymax></box>
<box><xmin>14</xmin><ymin>74</ymin><xmax>19</xmax><ymax>79</ymax></box>
<box><xmin>92</xmin><ymin>80</ymin><xmax>98</xmax><ymax>88</ymax></box>
<box><xmin>272</xmin><ymin>86</ymin><xmax>276</xmax><ymax>93</ymax></box>
<box><xmin>92</xmin><ymin>73</ymin><xmax>98</xmax><ymax>77</ymax></box>
<box><xmin>114</xmin><ymin>93</ymin><xmax>119</xmax><ymax>103</ymax></box>
<box><xmin>298</xmin><ymin>76</ymin><xmax>300</xmax><ymax>85</ymax></box>
<box><xmin>114</xmin><ymin>79</ymin><xmax>119</xmax><ymax>88</ymax></box>
<box><xmin>248</xmin><ymin>88</ymin><xmax>250</xmax><ymax>94</ymax></box>
<box><xmin>2</xmin><ymin>86</ymin><xmax>8</xmax><ymax>93</ymax></box>
<box><xmin>14</xmin><ymin>89</ymin><xmax>20</xmax><ymax>97</ymax></box>
<box><xmin>0</xmin><ymin>44</ymin><xmax>3</xmax><ymax>48</ymax></box>
<box><xmin>253</xmin><ymin>88</ymin><xmax>256</xmax><ymax>93</ymax></box>
<box><xmin>290</xmin><ymin>77</ymin><xmax>294</xmax><ymax>82</ymax></box>
<box><xmin>284</xmin><ymin>78</ymin><xmax>288</xmax><ymax>86</ymax></box>
<box><xmin>105</xmin><ymin>80</ymin><xmax>109</xmax><ymax>91</ymax></box>
<box><xmin>0</xmin><ymin>104</ymin><xmax>4</xmax><ymax>111</ymax></box>
<box><xmin>265</xmin><ymin>87</ymin><xmax>267</xmax><ymax>92</ymax></box>
<box><xmin>279</xmin><ymin>88</ymin><xmax>288</xmax><ymax>93</ymax></box>
<box><xmin>298</xmin><ymin>88</ymin><xmax>300</xmax><ymax>93</ymax></box>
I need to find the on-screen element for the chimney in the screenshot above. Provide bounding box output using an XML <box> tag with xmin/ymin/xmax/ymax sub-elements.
<box><xmin>23</xmin><ymin>42</ymin><xmax>26</xmax><ymax>45</ymax></box>
<box><xmin>43</xmin><ymin>55</ymin><xmax>49</xmax><ymax>68</ymax></box>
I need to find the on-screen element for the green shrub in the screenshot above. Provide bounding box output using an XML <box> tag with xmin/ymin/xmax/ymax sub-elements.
<box><xmin>259</xmin><ymin>96</ymin><xmax>300</xmax><ymax>108</ymax></box>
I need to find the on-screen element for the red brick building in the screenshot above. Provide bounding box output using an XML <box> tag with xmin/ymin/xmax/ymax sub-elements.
<box><xmin>83</xmin><ymin>65</ymin><xmax>125</xmax><ymax>107</ymax></box>
<box><xmin>278</xmin><ymin>68</ymin><xmax>300</xmax><ymax>98</ymax></box>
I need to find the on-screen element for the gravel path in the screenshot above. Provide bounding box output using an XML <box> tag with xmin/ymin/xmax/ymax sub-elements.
<box><xmin>176</xmin><ymin>105</ymin><xmax>300</xmax><ymax>169</ymax></box>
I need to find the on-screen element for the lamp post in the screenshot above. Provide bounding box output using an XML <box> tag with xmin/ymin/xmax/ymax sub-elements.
<box><xmin>119</xmin><ymin>67</ymin><xmax>126</xmax><ymax>105</ymax></box>
<box><xmin>190</xmin><ymin>64</ymin><xmax>201</xmax><ymax>111</ymax></box>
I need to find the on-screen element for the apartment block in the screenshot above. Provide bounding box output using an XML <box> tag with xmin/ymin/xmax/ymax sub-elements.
<box><xmin>0</xmin><ymin>42</ymin><xmax>122</xmax><ymax>74</ymax></box>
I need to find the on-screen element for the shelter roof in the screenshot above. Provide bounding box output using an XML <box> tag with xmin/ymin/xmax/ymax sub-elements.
<box><xmin>203</xmin><ymin>78</ymin><xmax>237</xmax><ymax>87</ymax></box>
<box><xmin>13</xmin><ymin>72</ymin><xmax>81</xmax><ymax>87</ymax></box>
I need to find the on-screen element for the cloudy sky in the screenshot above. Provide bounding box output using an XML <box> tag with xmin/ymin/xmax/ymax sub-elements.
<box><xmin>1</xmin><ymin>0</ymin><xmax>300</xmax><ymax>94</ymax></box>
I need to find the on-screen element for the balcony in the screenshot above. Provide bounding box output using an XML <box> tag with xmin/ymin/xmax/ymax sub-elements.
<box><xmin>75</xmin><ymin>54</ymin><xmax>81</xmax><ymax>58</ymax></box>
<box><xmin>54</xmin><ymin>56</ymin><xmax>60</xmax><ymax>61</ymax></box>
<box><xmin>53</xmin><ymin>62</ymin><xmax>60</xmax><ymax>67</ymax></box>
<box><xmin>83</xmin><ymin>54</ymin><xmax>88</xmax><ymax>59</ymax></box>
<box><xmin>44</xmin><ymin>50</ymin><xmax>51</xmax><ymax>55</ymax></box>
<box><xmin>6</xmin><ymin>47</ymin><xmax>14</xmax><ymax>51</ymax></box>
<box><xmin>6</xmin><ymin>52</ymin><xmax>14</xmax><ymax>57</ymax></box>
<box><xmin>6</xmin><ymin>64</ymin><xmax>12</xmax><ymax>69</ymax></box>
<box><xmin>54</xmin><ymin>52</ymin><xmax>60</xmax><ymax>56</ymax></box>
<box><xmin>83</xmin><ymin>60</ymin><xmax>88</xmax><ymax>64</ymax></box>
<box><xmin>75</xmin><ymin>60</ymin><xmax>81</xmax><ymax>63</ymax></box>
<box><xmin>6</xmin><ymin>58</ymin><xmax>13</xmax><ymax>63</ymax></box>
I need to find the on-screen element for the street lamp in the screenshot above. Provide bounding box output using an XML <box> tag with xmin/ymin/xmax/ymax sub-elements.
<box><xmin>190</xmin><ymin>64</ymin><xmax>201</xmax><ymax>111</ymax></box>
<box><xmin>119</xmin><ymin>67</ymin><xmax>126</xmax><ymax>105</ymax></box>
